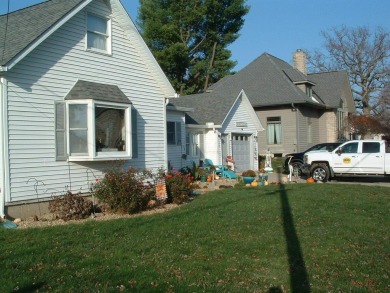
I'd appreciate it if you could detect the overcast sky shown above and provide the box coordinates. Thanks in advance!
[1,0,389,70]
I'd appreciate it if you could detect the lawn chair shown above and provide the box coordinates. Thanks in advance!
[203,158,238,179]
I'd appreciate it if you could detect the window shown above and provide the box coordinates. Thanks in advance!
[306,86,312,97]
[167,121,181,145]
[362,142,380,153]
[87,14,111,53]
[56,80,132,161]
[95,106,126,153]
[267,117,282,144]
[341,142,358,154]
[186,132,200,156]
[56,101,131,161]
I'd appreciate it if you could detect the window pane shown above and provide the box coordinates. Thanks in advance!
[167,122,175,145]
[69,104,87,128]
[362,142,380,153]
[95,106,126,152]
[87,32,106,50]
[87,14,107,34]
[70,130,88,154]
[342,142,358,153]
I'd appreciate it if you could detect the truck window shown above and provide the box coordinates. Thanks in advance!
[341,142,358,153]
[362,142,380,153]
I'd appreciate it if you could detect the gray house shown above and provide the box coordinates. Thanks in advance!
[207,50,355,156]
[0,0,175,218]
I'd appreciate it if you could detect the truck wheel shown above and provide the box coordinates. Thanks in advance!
[290,161,303,176]
[311,163,330,182]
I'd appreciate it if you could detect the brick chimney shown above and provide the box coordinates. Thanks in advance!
[293,49,307,75]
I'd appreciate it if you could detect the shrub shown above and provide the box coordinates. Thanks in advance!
[49,191,93,221]
[242,170,257,177]
[93,166,155,214]
[165,171,194,204]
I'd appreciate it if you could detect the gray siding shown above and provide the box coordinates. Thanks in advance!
[256,106,297,155]
[297,106,321,152]
[4,0,171,202]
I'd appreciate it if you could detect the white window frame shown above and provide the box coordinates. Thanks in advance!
[86,13,112,55]
[65,99,131,161]
[186,131,200,157]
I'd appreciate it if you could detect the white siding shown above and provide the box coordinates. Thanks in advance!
[4,0,172,202]
[222,97,259,170]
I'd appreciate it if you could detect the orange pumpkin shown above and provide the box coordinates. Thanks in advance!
[306,177,315,183]
[207,176,212,182]
[251,181,258,187]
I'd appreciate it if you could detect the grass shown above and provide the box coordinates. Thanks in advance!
[1,184,389,292]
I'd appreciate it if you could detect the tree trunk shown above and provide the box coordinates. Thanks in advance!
[203,42,217,92]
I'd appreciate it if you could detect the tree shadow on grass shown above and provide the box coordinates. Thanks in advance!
[273,172,311,293]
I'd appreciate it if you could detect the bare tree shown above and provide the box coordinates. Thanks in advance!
[307,26,390,115]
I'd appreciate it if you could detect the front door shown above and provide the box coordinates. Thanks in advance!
[232,134,251,171]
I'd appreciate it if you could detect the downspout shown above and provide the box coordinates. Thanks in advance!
[292,103,299,152]
[163,97,169,171]
[0,78,7,218]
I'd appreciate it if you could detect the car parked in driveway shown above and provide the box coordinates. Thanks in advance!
[284,142,342,175]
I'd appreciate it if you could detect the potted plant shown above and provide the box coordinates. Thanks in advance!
[241,170,256,184]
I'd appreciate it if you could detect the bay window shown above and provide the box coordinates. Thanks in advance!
[55,80,133,161]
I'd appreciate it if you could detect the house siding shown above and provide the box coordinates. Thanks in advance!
[256,106,297,156]
[4,0,170,203]
[319,110,338,143]
[297,105,321,152]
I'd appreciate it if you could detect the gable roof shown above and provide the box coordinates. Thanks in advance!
[0,0,176,97]
[169,89,263,131]
[208,53,326,108]
[0,0,86,67]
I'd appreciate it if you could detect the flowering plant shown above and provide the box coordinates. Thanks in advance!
[165,170,194,204]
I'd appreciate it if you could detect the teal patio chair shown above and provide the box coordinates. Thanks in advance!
[203,158,238,179]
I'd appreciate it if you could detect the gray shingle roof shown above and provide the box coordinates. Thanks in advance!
[308,71,350,109]
[65,80,131,104]
[0,0,85,66]
[169,91,240,125]
[209,53,325,108]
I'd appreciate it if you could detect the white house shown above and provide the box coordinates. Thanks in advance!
[0,0,176,218]
[169,89,264,172]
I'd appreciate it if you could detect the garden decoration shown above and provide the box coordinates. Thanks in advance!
[242,170,256,184]
[264,149,274,173]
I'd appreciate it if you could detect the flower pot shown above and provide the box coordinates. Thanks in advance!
[243,176,255,184]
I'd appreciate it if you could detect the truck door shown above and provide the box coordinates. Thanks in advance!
[359,141,384,174]
[332,142,360,173]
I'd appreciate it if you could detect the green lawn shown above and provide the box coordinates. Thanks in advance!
[1,184,389,292]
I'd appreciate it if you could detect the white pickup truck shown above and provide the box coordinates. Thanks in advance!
[302,140,390,182]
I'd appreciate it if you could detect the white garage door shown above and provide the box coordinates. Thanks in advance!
[232,134,251,171]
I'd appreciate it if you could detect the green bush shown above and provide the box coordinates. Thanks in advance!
[165,171,194,204]
[93,167,155,214]
[48,191,93,221]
